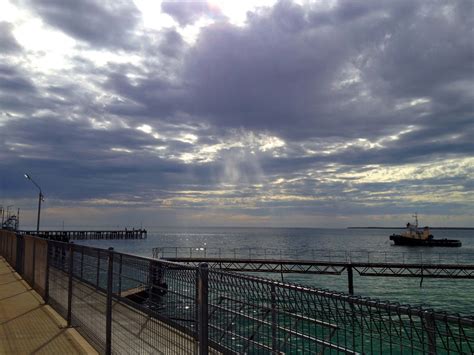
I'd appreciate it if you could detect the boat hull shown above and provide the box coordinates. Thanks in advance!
[389,235,462,247]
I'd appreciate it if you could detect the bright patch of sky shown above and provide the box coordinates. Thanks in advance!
[338,158,474,184]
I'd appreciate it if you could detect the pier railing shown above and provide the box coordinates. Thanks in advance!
[2,230,474,354]
[153,246,474,264]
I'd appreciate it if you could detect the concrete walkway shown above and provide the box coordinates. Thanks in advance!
[0,257,97,354]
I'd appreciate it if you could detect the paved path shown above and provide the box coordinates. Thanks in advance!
[0,257,97,354]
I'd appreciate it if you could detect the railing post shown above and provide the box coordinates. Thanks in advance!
[106,247,114,355]
[44,242,50,303]
[271,284,277,353]
[197,263,209,355]
[148,260,155,301]
[118,254,123,295]
[16,234,24,274]
[80,246,84,280]
[67,242,74,327]
[423,311,437,354]
[96,249,101,288]
[347,264,354,295]
[32,238,36,287]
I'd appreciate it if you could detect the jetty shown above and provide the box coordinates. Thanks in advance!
[153,247,474,295]
[18,228,147,241]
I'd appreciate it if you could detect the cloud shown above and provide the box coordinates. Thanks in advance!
[180,0,473,141]
[1,0,473,227]
[161,1,225,26]
[0,63,39,114]
[0,22,22,52]
[154,28,184,58]
[22,0,141,48]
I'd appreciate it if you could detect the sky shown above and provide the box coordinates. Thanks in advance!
[0,0,473,229]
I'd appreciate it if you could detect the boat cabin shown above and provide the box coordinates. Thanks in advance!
[402,223,431,240]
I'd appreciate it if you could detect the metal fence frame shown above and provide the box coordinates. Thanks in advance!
[1,230,473,354]
[153,247,474,265]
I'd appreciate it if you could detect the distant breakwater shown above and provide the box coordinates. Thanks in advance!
[348,227,474,230]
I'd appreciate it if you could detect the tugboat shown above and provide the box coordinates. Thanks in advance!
[389,214,462,247]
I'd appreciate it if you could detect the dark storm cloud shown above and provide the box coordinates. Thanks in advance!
[22,0,141,48]
[98,0,472,146]
[180,0,473,140]
[0,22,22,52]
[104,71,185,119]
[360,3,474,99]
[158,28,185,58]
[0,64,36,93]
[0,63,39,114]
[161,1,225,26]
[0,115,200,200]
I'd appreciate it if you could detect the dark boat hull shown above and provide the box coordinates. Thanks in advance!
[389,235,462,247]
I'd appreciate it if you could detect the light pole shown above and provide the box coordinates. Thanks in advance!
[24,173,44,233]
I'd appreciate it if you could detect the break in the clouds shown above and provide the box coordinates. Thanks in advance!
[161,0,225,26]
[0,0,473,228]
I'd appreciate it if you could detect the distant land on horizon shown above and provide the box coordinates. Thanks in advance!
[348,227,474,230]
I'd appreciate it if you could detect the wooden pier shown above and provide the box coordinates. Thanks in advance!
[18,229,147,241]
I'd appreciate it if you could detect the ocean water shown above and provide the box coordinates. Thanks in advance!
[76,227,474,316]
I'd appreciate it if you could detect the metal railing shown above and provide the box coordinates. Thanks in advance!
[1,230,474,354]
[153,247,474,264]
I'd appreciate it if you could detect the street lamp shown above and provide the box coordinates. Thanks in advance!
[24,173,44,233]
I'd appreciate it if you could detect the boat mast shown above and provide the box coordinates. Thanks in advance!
[412,213,418,228]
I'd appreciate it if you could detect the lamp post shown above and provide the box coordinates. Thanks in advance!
[24,173,44,233]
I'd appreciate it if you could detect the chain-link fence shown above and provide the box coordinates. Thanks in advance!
[1,230,474,354]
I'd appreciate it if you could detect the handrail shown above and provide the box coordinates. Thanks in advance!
[153,246,474,264]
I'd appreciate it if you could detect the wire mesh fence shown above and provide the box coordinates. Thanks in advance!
[1,230,474,354]
[206,269,474,354]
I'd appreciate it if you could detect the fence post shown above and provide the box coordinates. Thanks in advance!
[80,246,84,280]
[118,254,123,296]
[67,242,74,327]
[347,264,354,295]
[44,241,50,303]
[423,311,437,354]
[271,284,277,352]
[197,263,209,355]
[16,234,24,274]
[96,249,101,289]
[148,260,155,301]
[105,247,114,355]
[32,238,36,287]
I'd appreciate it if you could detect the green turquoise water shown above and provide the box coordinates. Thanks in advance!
[77,227,474,316]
